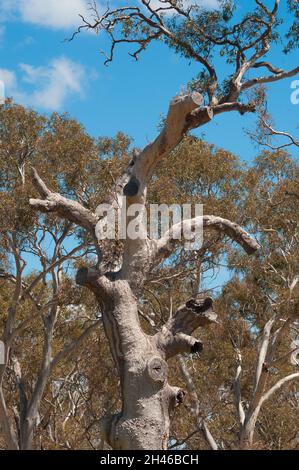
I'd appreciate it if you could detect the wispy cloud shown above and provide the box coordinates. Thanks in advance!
[1,0,89,30]
[0,57,90,111]
[149,0,219,8]
[1,0,220,30]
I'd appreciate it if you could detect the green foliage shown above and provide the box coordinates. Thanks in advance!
[285,0,299,53]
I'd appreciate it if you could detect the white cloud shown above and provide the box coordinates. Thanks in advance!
[144,0,219,10]
[0,1,14,22]
[0,0,220,30]
[19,0,89,29]
[1,0,89,29]
[0,68,17,90]
[0,57,88,111]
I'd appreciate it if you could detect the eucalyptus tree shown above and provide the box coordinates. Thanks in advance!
[29,0,298,450]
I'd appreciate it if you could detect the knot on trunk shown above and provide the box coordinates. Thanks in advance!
[123,176,140,197]
[191,339,203,354]
[185,295,213,312]
[147,356,168,383]
[76,267,101,286]
[174,295,218,330]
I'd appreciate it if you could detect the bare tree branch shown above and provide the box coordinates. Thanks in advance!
[242,66,299,91]
[233,349,246,427]
[152,215,260,268]
[253,314,277,394]
[51,319,102,370]
[155,295,217,358]
[260,373,299,405]
[30,168,99,233]
[255,118,299,150]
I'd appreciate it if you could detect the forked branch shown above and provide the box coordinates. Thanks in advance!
[155,295,218,358]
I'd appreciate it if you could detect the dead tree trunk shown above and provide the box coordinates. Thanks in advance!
[29,92,260,449]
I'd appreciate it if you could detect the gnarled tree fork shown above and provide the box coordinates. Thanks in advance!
[29,0,298,450]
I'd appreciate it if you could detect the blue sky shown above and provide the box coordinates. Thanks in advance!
[0,0,298,163]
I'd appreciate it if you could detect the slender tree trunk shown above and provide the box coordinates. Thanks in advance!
[0,387,19,450]
[239,408,260,450]
[19,420,35,450]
